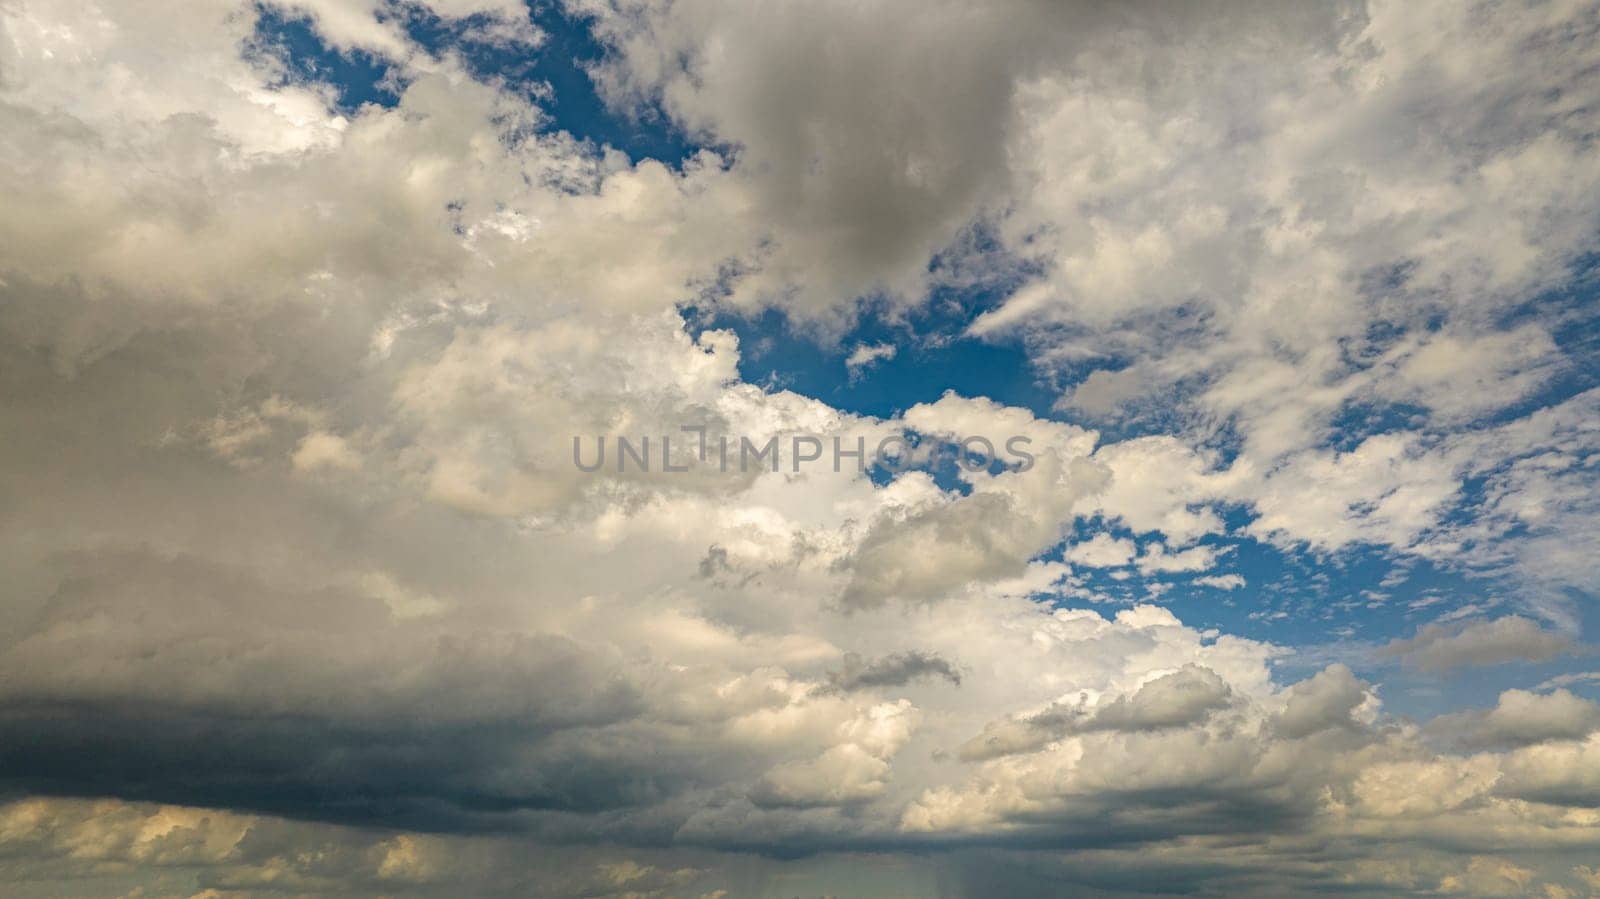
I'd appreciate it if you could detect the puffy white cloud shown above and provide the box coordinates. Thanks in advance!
[838,394,1105,606]
[1065,532,1135,568]
[1497,735,1600,807]
[1135,542,1225,576]
[1086,435,1230,546]
[1432,688,1600,750]
[751,699,918,808]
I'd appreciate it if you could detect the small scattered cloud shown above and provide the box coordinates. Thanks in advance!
[1135,542,1224,576]
[1065,533,1136,568]
[844,342,897,380]
[1056,367,1146,416]
[1539,671,1600,691]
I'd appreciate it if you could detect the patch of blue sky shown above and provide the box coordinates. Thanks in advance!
[1041,504,1525,660]
[1206,535,1600,725]
[404,1,702,163]
[1376,625,1600,725]
[695,286,1244,456]
[248,4,398,110]
[702,300,1062,423]
[1324,400,1433,452]
[695,290,1557,655]
[686,234,1066,424]
[853,434,1022,492]
[250,1,701,163]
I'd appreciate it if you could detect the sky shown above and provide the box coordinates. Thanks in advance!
[2,0,1600,896]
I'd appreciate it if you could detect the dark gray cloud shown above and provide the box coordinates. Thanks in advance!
[822,651,963,693]
[1088,664,1231,732]
[1274,663,1369,739]
[960,665,1232,761]
[0,549,677,830]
